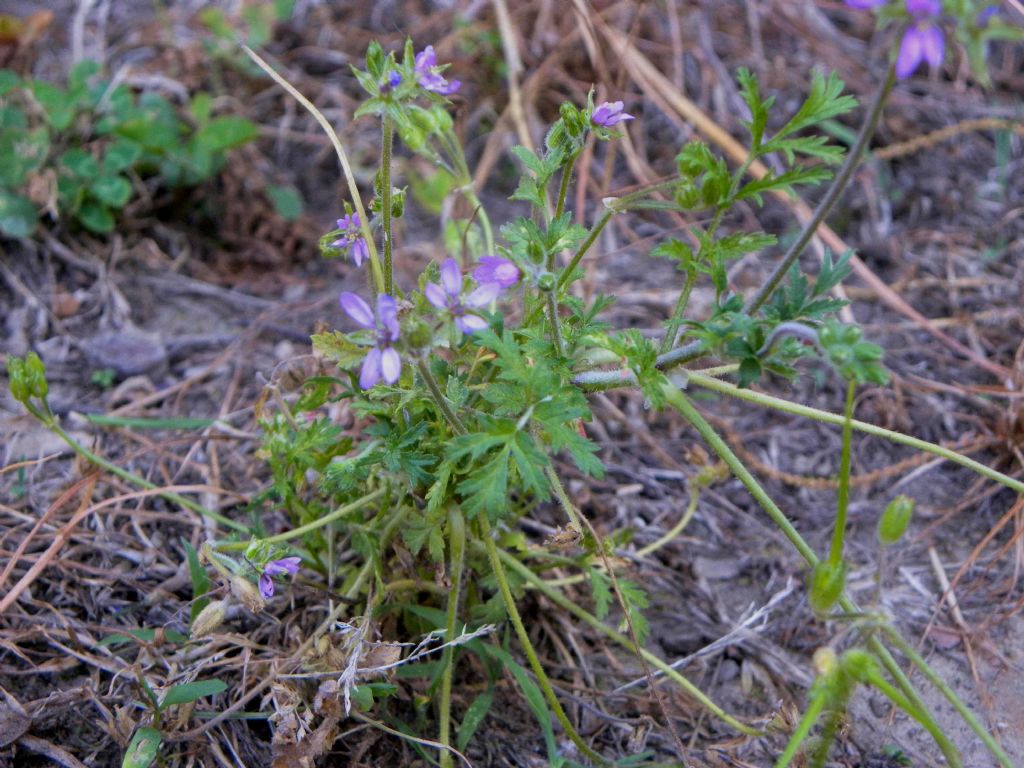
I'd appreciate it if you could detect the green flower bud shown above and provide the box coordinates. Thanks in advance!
[25,352,47,399]
[536,271,556,292]
[840,649,876,684]
[526,241,545,265]
[809,559,846,614]
[878,495,914,545]
[7,357,29,403]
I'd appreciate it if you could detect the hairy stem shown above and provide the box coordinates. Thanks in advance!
[438,507,466,768]
[546,289,565,357]
[558,210,612,290]
[477,516,609,765]
[659,267,697,354]
[829,380,857,567]
[381,117,395,294]
[417,358,467,435]
[554,153,577,220]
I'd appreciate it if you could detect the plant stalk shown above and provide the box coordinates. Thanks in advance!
[381,116,395,294]
[829,380,857,567]
[438,507,466,768]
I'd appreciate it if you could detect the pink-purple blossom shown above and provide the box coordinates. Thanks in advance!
[591,101,634,128]
[259,556,301,599]
[897,0,944,78]
[414,46,461,95]
[332,212,370,267]
[425,258,499,334]
[340,292,402,388]
[472,256,520,290]
[843,0,886,8]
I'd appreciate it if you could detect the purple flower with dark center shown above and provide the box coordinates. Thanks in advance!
[472,256,520,290]
[332,212,370,267]
[340,292,402,388]
[259,556,301,599]
[896,0,944,78]
[425,258,499,334]
[414,45,461,95]
[591,101,634,128]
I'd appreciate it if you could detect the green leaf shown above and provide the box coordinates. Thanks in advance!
[0,190,36,238]
[0,126,49,187]
[76,201,115,233]
[736,166,833,205]
[455,448,510,520]
[102,140,143,173]
[90,175,133,208]
[195,116,258,152]
[266,184,303,220]
[30,80,75,130]
[122,727,161,768]
[60,148,100,178]
[0,69,19,95]
[97,628,189,647]
[456,687,495,751]
[182,539,211,623]
[736,67,772,150]
[589,569,612,620]
[158,679,228,712]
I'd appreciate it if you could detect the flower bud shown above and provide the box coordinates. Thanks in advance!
[191,600,228,638]
[536,271,556,292]
[25,352,48,399]
[231,576,265,613]
[840,649,875,684]
[808,560,846,614]
[878,495,914,545]
[7,357,29,403]
[812,646,838,678]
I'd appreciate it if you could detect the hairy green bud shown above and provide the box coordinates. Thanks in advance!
[878,494,914,545]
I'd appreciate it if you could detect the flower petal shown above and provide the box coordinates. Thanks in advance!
[457,314,489,333]
[439,259,462,296]
[351,238,369,267]
[377,294,400,340]
[415,46,437,72]
[424,282,449,309]
[473,256,520,288]
[259,573,274,599]
[905,0,940,18]
[265,556,301,577]
[360,347,383,389]
[380,347,401,384]
[465,282,500,307]
[920,25,944,69]
[340,292,375,328]
[896,27,925,78]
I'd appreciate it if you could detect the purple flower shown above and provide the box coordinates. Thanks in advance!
[259,556,301,599]
[340,292,402,388]
[843,0,886,8]
[591,101,634,128]
[414,45,461,95]
[381,71,402,93]
[896,0,943,78]
[332,212,370,268]
[472,256,520,290]
[425,258,499,334]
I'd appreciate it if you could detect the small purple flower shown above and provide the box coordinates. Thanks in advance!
[340,292,402,388]
[425,258,499,334]
[896,0,944,79]
[414,45,461,95]
[843,0,886,8]
[591,101,634,128]
[472,256,520,290]
[332,212,370,268]
[259,556,301,599]
[381,71,402,93]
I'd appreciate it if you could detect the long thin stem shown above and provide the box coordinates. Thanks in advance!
[417,358,466,435]
[477,517,608,765]
[829,380,857,567]
[558,210,612,290]
[774,690,827,768]
[743,64,896,315]
[659,267,697,354]
[45,417,249,533]
[438,507,466,768]
[545,289,565,357]
[554,153,576,220]
[215,488,387,551]
[381,117,395,294]
[493,545,762,737]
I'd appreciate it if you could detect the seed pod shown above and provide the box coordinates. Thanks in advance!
[191,600,228,638]
[878,495,914,545]
[231,576,265,613]
[808,560,846,614]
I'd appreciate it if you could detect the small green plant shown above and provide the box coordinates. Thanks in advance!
[0,61,257,237]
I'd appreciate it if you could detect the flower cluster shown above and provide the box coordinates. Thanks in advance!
[340,292,402,389]
[844,0,944,79]
[332,212,370,267]
[259,556,301,599]
[415,45,460,95]
[425,258,518,333]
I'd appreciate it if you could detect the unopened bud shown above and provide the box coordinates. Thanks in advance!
[878,495,914,545]
[808,560,846,614]
[191,600,228,638]
[231,576,265,613]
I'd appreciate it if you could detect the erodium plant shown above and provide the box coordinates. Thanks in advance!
[6,4,1022,766]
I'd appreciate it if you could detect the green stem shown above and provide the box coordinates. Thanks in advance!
[493,545,762,737]
[659,267,697,354]
[554,153,576,220]
[546,289,565,357]
[45,416,249,533]
[344,506,407,601]
[829,380,856,568]
[381,117,395,294]
[477,517,609,765]
[880,625,1013,768]
[215,488,387,551]
[743,64,896,315]
[774,691,827,768]
[867,672,960,767]
[544,462,582,531]
[558,210,612,290]
[417,358,466,435]
[663,385,962,763]
[685,370,1024,496]
[438,508,466,768]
